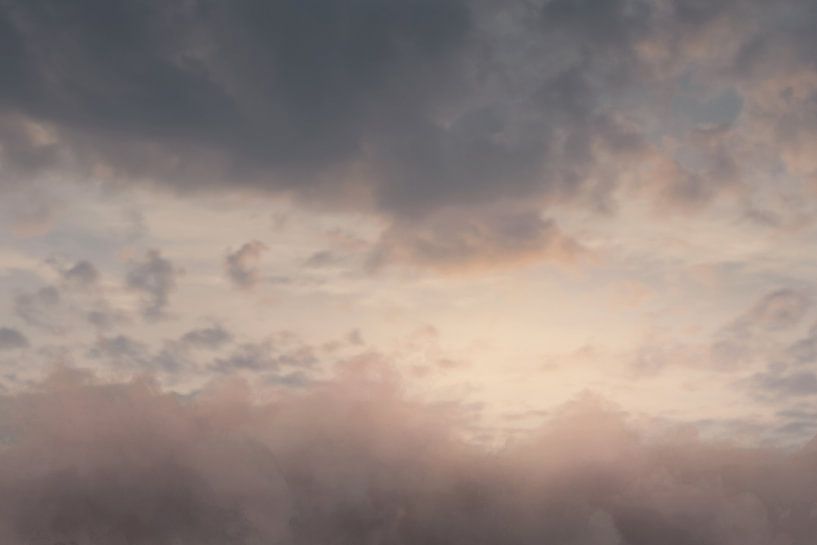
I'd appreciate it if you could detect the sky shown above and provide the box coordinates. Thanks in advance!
[3,0,817,543]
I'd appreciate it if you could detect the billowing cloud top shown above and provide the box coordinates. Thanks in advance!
[1,370,817,545]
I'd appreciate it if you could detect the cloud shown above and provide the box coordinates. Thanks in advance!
[209,341,278,373]
[3,0,817,276]
[87,335,154,371]
[730,288,812,333]
[0,0,474,207]
[6,194,58,239]
[88,326,234,376]
[370,206,586,273]
[1,0,793,222]
[209,338,319,380]
[179,324,232,350]
[785,322,817,366]
[13,286,61,332]
[13,258,126,334]
[125,250,178,319]
[83,327,328,383]
[711,288,813,368]
[304,250,340,269]
[0,328,28,351]
[1,370,817,544]
[746,368,817,399]
[631,288,816,376]
[224,241,268,289]
[59,260,100,289]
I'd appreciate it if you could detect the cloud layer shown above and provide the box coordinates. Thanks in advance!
[2,0,814,213]
[2,4,817,542]
[1,369,817,545]
[4,0,817,271]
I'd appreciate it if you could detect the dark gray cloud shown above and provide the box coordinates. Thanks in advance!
[210,341,275,373]
[224,241,267,289]
[88,326,236,375]
[0,0,474,207]
[304,250,340,269]
[0,0,788,215]
[88,334,196,375]
[369,206,585,273]
[0,327,28,351]
[746,368,817,399]
[87,334,153,370]
[59,260,100,288]
[13,285,60,332]
[12,259,126,334]
[210,340,319,377]
[3,0,817,270]
[3,371,817,544]
[180,324,232,350]
[84,327,328,381]
[125,250,178,319]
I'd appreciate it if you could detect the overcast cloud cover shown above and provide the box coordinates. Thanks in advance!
[2,0,815,215]
[3,0,817,543]
[1,0,816,270]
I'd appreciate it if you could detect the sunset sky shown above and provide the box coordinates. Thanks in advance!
[3,1,817,543]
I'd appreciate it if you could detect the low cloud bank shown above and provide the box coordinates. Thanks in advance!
[0,368,816,545]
